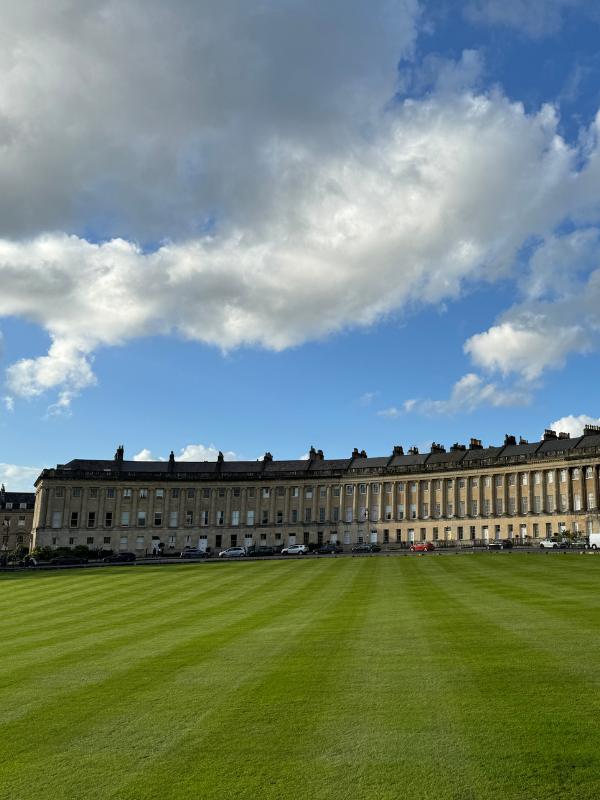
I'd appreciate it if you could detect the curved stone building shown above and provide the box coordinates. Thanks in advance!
[32,426,600,554]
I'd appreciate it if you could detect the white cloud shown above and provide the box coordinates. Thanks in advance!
[549,414,600,437]
[359,391,379,406]
[2,4,600,407]
[133,444,236,462]
[0,463,40,492]
[464,320,588,380]
[463,0,591,38]
[406,373,532,414]
[2,94,600,404]
[377,407,401,418]
[3,396,14,412]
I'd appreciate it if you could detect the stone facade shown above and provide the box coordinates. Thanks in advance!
[1,486,35,553]
[32,428,600,554]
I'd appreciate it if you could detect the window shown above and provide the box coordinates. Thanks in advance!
[187,488,195,499]
[533,496,541,513]
[154,511,163,526]
[201,510,208,526]
[219,488,226,498]
[233,487,240,497]
[521,474,528,486]
[292,487,299,497]
[574,494,581,511]
[370,508,379,522]
[70,511,79,528]
[69,537,75,545]
[496,500,503,514]
[305,487,313,499]
[262,510,269,524]
[586,467,593,479]
[345,484,353,495]
[87,536,94,545]
[411,482,417,493]
[396,529,402,543]
[247,510,255,526]
[471,501,478,516]
[471,478,478,488]
[55,488,64,498]
[105,511,113,527]
[383,529,389,543]
[123,488,132,498]
[185,511,194,526]
[120,511,130,527]
[534,472,541,485]
[433,527,439,541]
[509,475,516,486]
[384,483,392,493]
[484,477,491,488]
[320,487,327,497]
[215,534,222,548]
[421,503,428,518]
[202,488,211,498]
[509,498,516,514]
[171,489,179,498]
[106,488,115,499]
[398,482,405,492]
[276,510,283,524]
[262,487,270,498]
[169,511,178,527]
[247,488,256,498]
[495,475,503,487]
[137,511,146,527]
[458,501,465,517]
[89,488,98,499]
[385,505,392,520]
[470,526,476,540]
[409,504,416,520]
[139,489,148,499]
[291,509,298,523]
[155,489,164,499]
[87,511,96,528]
[231,510,240,526]
[560,470,567,483]
[216,511,224,526]
[345,508,353,523]
[332,507,340,522]
[304,508,312,522]
[73,487,81,497]
[359,483,367,495]
[319,507,326,523]
[333,486,340,497]
[483,500,491,515]
[588,493,596,509]
[103,536,111,545]
[520,498,528,514]
[547,472,554,484]
[372,483,380,494]
[397,504,405,519]
[433,503,440,517]
[458,479,465,489]
[447,503,453,517]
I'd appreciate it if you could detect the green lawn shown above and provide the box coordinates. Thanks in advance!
[1,554,600,800]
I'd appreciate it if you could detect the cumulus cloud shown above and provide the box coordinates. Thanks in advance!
[2,2,600,408]
[133,444,237,462]
[463,0,594,38]
[549,414,600,436]
[464,228,600,381]
[377,407,401,418]
[0,463,40,491]
[405,373,532,414]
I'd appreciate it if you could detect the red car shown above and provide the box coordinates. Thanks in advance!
[410,542,435,552]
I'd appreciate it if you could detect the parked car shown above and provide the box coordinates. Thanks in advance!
[351,543,381,553]
[247,546,276,557]
[316,544,343,554]
[571,538,588,549]
[409,542,434,552]
[281,544,309,555]
[487,541,513,550]
[218,546,246,558]
[179,549,209,559]
[540,540,559,549]
[50,556,87,565]
[103,552,136,563]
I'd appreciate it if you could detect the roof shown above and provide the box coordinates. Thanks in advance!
[0,491,35,510]
[36,429,600,485]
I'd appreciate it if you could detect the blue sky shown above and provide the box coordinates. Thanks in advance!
[2,0,600,489]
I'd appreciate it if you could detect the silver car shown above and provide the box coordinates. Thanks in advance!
[218,546,246,558]
[281,544,309,555]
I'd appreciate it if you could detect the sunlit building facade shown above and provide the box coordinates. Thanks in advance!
[32,427,600,553]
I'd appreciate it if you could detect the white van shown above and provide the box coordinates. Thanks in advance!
[589,532,600,550]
